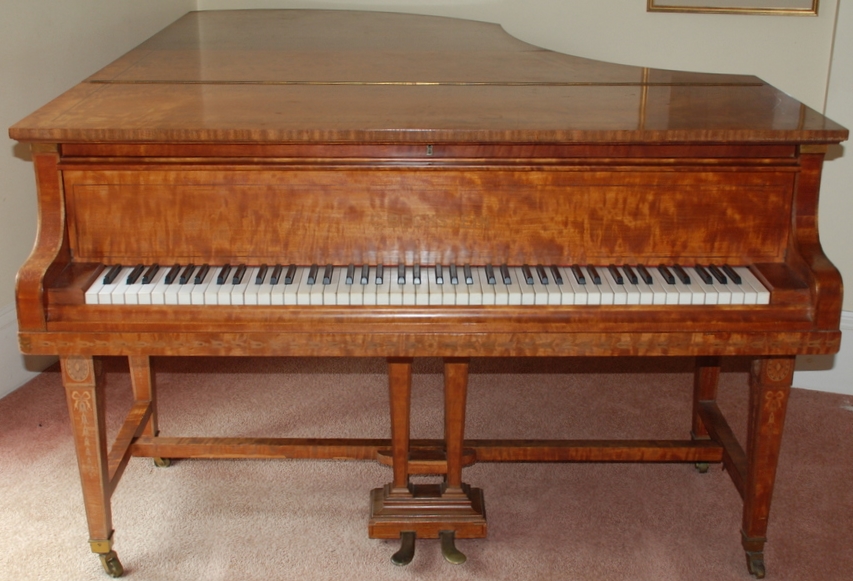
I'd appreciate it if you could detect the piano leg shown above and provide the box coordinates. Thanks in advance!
[60,356,124,578]
[691,356,721,473]
[369,357,486,565]
[128,356,169,467]
[741,356,794,579]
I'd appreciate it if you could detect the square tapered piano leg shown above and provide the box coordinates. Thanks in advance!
[370,358,486,564]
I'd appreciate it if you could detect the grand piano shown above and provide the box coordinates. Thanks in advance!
[10,9,847,578]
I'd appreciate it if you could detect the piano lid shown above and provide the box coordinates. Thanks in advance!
[9,9,848,145]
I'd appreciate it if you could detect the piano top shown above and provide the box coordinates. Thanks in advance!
[9,9,848,145]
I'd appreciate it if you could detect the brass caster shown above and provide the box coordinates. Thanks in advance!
[746,551,766,579]
[695,462,710,473]
[99,550,124,578]
[439,530,467,565]
[153,457,172,468]
[391,531,416,566]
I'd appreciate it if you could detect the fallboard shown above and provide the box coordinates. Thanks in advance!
[62,166,795,266]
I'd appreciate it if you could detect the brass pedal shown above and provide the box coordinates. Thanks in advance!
[390,531,416,566]
[439,530,466,565]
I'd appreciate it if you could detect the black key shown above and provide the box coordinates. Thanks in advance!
[622,265,638,285]
[103,264,122,284]
[449,264,458,285]
[270,264,283,285]
[500,264,512,285]
[695,264,713,285]
[522,264,534,285]
[571,264,586,285]
[413,264,421,285]
[165,264,181,284]
[485,264,496,285]
[464,264,474,285]
[323,264,333,285]
[142,264,160,284]
[194,264,209,284]
[397,264,406,285]
[346,263,355,285]
[216,264,231,285]
[307,264,319,285]
[284,264,297,285]
[723,264,742,284]
[709,264,727,284]
[435,264,444,285]
[658,265,675,285]
[586,265,601,285]
[375,264,384,285]
[232,264,247,285]
[608,264,623,285]
[126,264,144,285]
[673,264,690,285]
[179,264,195,284]
[637,264,653,285]
[536,264,549,285]
[550,265,563,285]
[360,264,369,285]
[256,264,268,285]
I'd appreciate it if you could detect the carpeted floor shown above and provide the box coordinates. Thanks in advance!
[1,356,851,580]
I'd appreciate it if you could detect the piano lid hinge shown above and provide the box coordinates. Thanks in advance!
[426,144,433,156]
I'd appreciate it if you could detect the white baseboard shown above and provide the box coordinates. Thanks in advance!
[1,302,851,398]
[0,302,56,399]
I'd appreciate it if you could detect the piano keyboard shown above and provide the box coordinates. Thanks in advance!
[83,263,770,306]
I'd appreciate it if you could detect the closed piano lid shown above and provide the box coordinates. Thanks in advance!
[8,9,848,145]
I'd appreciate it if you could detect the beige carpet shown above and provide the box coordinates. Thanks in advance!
[1,356,852,580]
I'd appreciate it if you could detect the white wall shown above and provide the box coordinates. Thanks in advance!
[2,0,850,395]
[0,0,195,397]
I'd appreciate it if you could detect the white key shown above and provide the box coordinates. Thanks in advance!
[174,266,198,306]
[375,266,391,306]
[281,266,303,306]
[237,267,261,306]
[706,266,733,305]
[254,267,273,306]
[602,267,627,306]
[733,267,769,305]
[565,267,588,305]
[537,266,562,305]
[320,267,340,305]
[415,266,430,306]
[678,267,706,306]
[139,267,167,305]
[589,267,614,305]
[439,266,457,306]
[512,267,535,305]
[106,267,136,305]
[617,267,642,306]
[229,266,255,305]
[550,267,574,306]
[649,268,679,306]
[294,267,314,305]
[480,267,497,305]
[348,266,366,306]
[502,268,522,306]
[362,267,378,306]
[84,267,109,305]
[388,267,405,306]
[152,267,180,305]
[418,266,444,306]
[191,268,214,305]
[692,267,719,306]
[122,266,145,305]
[467,267,484,306]
[334,267,352,305]
[96,266,126,305]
